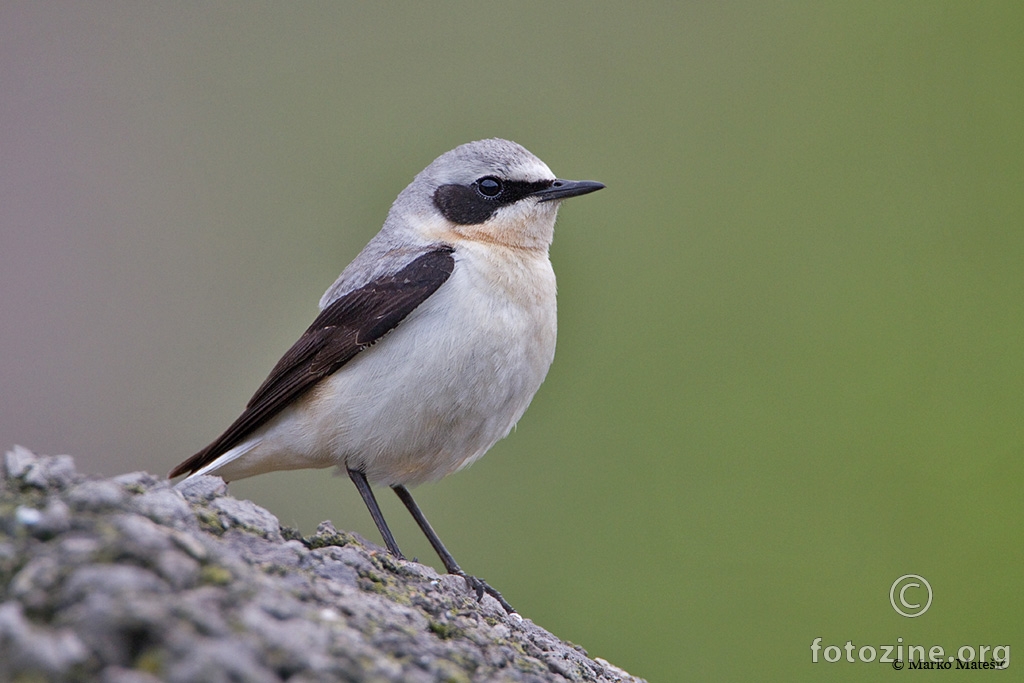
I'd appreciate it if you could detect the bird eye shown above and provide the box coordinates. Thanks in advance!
[475,176,504,198]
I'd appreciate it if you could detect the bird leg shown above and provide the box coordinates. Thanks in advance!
[392,484,516,614]
[346,468,405,560]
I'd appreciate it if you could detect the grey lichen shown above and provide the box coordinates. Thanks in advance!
[0,447,645,683]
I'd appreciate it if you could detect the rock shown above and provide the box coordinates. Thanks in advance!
[1,447,645,682]
[211,496,283,540]
[0,602,89,676]
[131,486,196,530]
[66,479,129,511]
[9,449,77,490]
[3,444,36,479]
[173,473,227,503]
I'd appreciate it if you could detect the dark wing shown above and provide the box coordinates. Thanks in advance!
[169,246,455,478]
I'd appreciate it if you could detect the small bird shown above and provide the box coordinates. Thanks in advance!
[170,139,603,613]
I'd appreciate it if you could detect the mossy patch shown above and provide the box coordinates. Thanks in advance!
[303,529,357,550]
[199,564,232,585]
[428,620,464,640]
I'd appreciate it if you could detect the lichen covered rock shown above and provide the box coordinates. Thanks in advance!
[0,446,643,682]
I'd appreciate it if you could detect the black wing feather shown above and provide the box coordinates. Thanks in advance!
[170,247,455,478]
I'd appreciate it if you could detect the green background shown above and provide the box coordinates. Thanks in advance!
[2,3,1021,680]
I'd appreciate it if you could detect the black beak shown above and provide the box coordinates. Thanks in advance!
[533,179,606,203]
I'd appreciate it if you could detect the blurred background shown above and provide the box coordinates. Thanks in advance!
[2,3,1022,680]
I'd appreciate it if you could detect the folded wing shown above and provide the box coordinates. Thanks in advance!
[169,246,456,478]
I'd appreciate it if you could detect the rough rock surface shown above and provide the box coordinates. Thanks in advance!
[0,447,644,683]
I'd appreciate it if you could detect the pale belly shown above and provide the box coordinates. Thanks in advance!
[211,246,557,487]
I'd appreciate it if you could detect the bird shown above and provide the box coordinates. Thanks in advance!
[169,138,604,613]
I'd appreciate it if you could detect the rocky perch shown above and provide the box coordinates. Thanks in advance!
[0,447,644,683]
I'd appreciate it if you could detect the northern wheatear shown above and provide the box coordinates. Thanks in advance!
[170,139,603,612]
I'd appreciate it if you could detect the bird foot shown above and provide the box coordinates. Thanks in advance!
[455,571,516,614]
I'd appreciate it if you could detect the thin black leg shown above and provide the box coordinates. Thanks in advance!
[392,484,515,614]
[347,468,405,560]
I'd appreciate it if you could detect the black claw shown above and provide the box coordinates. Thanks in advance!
[458,572,515,614]
[390,485,517,614]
